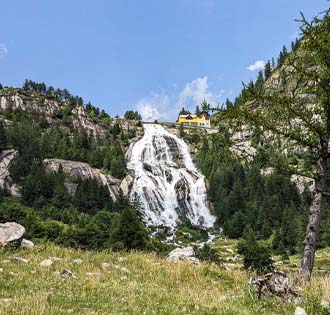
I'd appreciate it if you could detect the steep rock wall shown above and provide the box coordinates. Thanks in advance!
[43,158,133,201]
[0,149,20,196]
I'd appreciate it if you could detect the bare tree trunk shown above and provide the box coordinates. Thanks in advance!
[299,148,327,281]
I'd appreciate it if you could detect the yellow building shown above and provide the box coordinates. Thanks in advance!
[176,112,211,128]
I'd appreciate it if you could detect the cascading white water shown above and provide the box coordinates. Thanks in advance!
[127,123,216,229]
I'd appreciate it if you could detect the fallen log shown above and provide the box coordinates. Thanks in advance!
[248,270,301,301]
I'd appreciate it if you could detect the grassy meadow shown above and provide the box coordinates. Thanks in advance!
[0,243,330,315]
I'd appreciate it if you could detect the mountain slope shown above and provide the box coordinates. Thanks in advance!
[0,83,153,252]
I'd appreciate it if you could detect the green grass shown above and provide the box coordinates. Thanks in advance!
[1,244,330,315]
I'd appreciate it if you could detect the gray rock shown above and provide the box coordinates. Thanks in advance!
[49,257,62,261]
[73,258,82,265]
[166,246,200,265]
[225,256,241,262]
[181,232,192,238]
[119,267,130,274]
[111,264,131,274]
[1,260,10,264]
[174,178,190,202]
[40,259,53,267]
[116,257,127,263]
[225,248,234,254]
[295,306,307,315]
[43,159,121,201]
[85,272,101,276]
[0,150,20,196]
[120,175,134,197]
[12,256,29,263]
[60,269,76,278]
[21,239,34,248]
[71,106,106,138]
[0,222,25,245]
[0,93,106,138]
[101,262,110,270]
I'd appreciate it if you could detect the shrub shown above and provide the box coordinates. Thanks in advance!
[237,226,273,274]
[194,244,221,265]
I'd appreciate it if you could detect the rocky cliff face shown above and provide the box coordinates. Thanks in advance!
[0,90,107,138]
[71,106,106,138]
[43,158,133,201]
[0,89,142,202]
[0,91,60,114]
[0,152,135,201]
[0,149,20,196]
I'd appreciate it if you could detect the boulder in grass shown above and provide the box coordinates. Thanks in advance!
[166,246,200,265]
[73,258,82,265]
[60,269,76,278]
[40,259,53,267]
[21,239,34,248]
[0,222,25,246]
[295,307,307,315]
[102,263,110,270]
[12,256,29,264]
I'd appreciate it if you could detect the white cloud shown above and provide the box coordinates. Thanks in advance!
[178,76,223,108]
[0,43,8,59]
[135,76,225,122]
[246,60,266,72]
[137,94,170,122]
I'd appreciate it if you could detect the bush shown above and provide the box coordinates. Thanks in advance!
[0,200,28,222]
[237,226,273,274]
[176,223,209,244]
[35,220,66,241]
[194,244,220,265]
[110,208,149,250]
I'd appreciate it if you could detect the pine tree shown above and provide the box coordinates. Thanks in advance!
[272,228,283,251]
[201,99,210,113]
[271,57,276,71]
[179,107,190,115]
[255,71,264,90]
[264,60,272,80]
[278,240,289,260]
[237,225,273,274]
[179,123,185,138]
[225,98,234,109]
[0,120,7,152]
[111,208,148,250]
[23,79,29,90]
[195,105,201,116]
[278,45,288,67]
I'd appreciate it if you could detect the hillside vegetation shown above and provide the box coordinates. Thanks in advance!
[0,82,156,253]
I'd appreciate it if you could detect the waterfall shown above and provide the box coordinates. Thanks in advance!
[127,123,216,229]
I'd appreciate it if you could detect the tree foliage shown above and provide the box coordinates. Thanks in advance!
[218,9,330,280]
[124,110,142,121]
[237,226,273,274]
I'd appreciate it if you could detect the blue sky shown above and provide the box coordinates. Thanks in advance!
[0,1,328,121]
